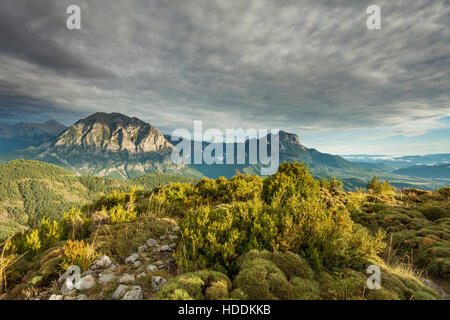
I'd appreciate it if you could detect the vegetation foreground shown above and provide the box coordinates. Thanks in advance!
[0,162,448,300]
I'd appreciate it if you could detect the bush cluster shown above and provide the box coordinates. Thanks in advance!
[176,162,385,272]
[367,176,395,195]
[59,240,98,271]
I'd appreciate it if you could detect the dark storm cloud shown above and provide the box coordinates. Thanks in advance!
[0,3,113,79]
[0,0,448,136]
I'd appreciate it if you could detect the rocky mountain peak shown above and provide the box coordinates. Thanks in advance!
[278,131,301,145]
[54,112,172,154]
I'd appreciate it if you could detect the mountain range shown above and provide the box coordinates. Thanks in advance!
[0,112,448,190]
[392,163,450,179]
[0,120,67,153]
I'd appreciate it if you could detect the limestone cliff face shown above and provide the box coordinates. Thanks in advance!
[54,112,172,155]
[267,130,306,152]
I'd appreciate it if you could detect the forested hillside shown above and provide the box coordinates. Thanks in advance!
[0,160,196,238]
[0,162,448,300]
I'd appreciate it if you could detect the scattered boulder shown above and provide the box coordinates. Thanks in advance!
[98,273,116,284]
[90,255,113,270]
[133,261,142,268]
[77,294,89,300]
[75,274,96,291]
[106,263,117,272]
[138,245,148,253]
[61,278,76,294]
[160,245,172,252]
[146,265,158,272]
[81,270,94,277]
[151,276,167,293]
[58,265,80,286]
[146,238,158,247]
[122,286,142,300]
[118,273,135,284]
[173,226,180,232]
[125,253,139,264]
[112,284,128,300]
[137,272,146,279]
[169,235,178,240]
[49,294,63,300]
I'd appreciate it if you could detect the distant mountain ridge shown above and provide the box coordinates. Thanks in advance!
[0,113,199,180]
[342,154,450,170]
[0,112,448,190]
[0,119,67,153]
[392,163,450,179]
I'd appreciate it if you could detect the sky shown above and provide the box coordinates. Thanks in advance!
[0,0,449,155]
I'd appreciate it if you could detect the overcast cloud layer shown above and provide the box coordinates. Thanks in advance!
[0,0,449,154]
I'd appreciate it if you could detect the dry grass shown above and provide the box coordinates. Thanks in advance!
[0,237,24,293]
[94,195,177,261]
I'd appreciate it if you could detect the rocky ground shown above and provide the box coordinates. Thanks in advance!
[45,226,180,300]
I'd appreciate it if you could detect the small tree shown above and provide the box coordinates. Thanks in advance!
[367,176,395,195]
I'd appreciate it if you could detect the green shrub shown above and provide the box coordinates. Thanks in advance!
[419,205,450,221]
[319,177,344,194]
[155,270,231,300]
[178,163,385,271]
[197,175,263,203]
[232,257,295,300]
[110,203,136,224]
[367,176,395,195]
[290,277,321,299]
[232,251,316,300]
[37,218,62,249]
[262,162,320,207]
[59,239,98,272]
[24,229,41,253]
[60,208,91,240]
[435,186,450,197]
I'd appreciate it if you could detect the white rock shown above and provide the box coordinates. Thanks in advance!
[138,245,148,253]
[159,235,168,240]
[77,294,89,300]
[133,261,142,267]
[146,264,158,272]
[112,284,128,300]
[81,270,94,277]
[136,272,146,279]
[98,273,116,284]
[118,273,135,284]
[168,235,178,240]
[106,263,117,272]
[124,253,139,264]
[151,276,167,293]
[49,294,63,300]
[90,255,113,270]
[61,278,76,294]
[173,226,180,232]
[75,274,96,291]
[154,260,164,266]
[160,245,172,252]
[121,286,142,300]
[146,238,158,246]
[58,265,80,285]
